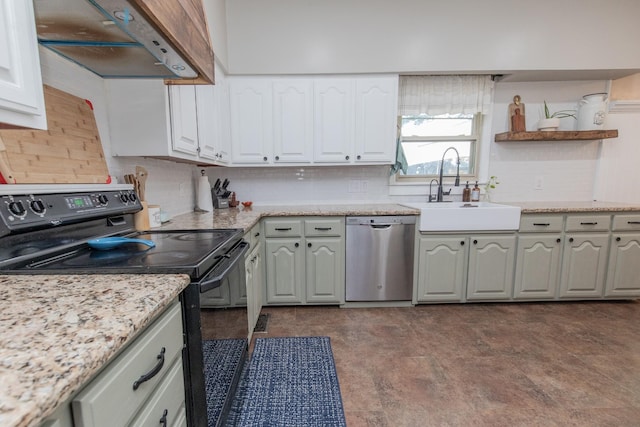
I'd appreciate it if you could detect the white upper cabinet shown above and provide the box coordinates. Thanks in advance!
[0,0,47,129]
[229,74,398,167]
[107,65,230,165]
[313,78,355,163]
[196,72,231,164]
[169,85,199,156]
[229,78,273,164]
[354,76,398,163]
[272,78,313,164]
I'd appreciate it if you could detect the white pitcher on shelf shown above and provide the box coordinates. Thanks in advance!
[577,93,608,130]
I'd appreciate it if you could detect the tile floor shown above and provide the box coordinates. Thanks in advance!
[253,301,640,427]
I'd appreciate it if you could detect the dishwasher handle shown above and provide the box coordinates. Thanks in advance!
[370,223,395,229]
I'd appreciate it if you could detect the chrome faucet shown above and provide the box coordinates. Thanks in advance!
[436,147,461,202]
[428,179,439,202]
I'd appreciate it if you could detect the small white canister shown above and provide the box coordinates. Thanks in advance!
[577,93,608,130]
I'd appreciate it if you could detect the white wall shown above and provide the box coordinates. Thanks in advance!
[225,0,640,76]
[203,0,229,72]
[38,49,198,217]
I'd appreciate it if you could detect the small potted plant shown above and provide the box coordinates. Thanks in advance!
[537,101,576,131]
[484,175,499,202]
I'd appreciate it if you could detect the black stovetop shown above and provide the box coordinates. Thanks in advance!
[3,229,243,279]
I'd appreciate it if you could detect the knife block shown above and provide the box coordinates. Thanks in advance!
[134,201,150,231]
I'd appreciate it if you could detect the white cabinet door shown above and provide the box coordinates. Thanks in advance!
[513,235,562,299]
[466,235,516,300]
[168,85,199,157]
[196,80,230,165]
[416,236,466,302]
[605,233,640,297]
[0,0,46,129]
[313,78,354,163]
[354,76,398,163]
[559,233,609,298]
[229,78,273,164]
[305,237,344,304]
[272,79,313,164]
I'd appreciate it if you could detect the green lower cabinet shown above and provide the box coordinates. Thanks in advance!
[559,233,610,298]
[265,238,305,304]
[605,233,640,297]
[416,236,466,302]
[466,235,516,301]
[306,237,345,304]
[513,235,562,299]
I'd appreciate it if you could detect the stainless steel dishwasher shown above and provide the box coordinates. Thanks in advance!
[345,216,416,301]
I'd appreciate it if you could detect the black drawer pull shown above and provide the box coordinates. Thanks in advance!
[274,227,292,231]
[556,238,561,243]
[627,221,640,225]
[254,232,260,237]
[133,347,166,390]
[616,237,621,242]
[533,223,550,226]
[315,227,332,231]
[580,222,598,225]
[159,409,168,427]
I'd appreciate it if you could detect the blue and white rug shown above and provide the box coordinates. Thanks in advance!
[203,338,247,426]
[226,336,347,427]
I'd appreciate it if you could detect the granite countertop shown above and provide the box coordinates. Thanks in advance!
[161,203,419,231]
[0,274,190,427]
[509,201,640,214]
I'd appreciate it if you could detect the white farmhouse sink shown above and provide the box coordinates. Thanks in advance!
[401,202,522,232]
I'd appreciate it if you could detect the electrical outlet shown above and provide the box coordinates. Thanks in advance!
[534,176,544,190]
[348,180,359,193]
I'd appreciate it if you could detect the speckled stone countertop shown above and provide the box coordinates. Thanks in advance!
[161,203,419,231]
[0,274,190,427]
[508,201,640,214]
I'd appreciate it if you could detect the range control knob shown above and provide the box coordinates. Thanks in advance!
[30,199,46,214]
[120,193,129,203]
[8,201,26,217]
[128,192,137,202]
[97,194,109,205]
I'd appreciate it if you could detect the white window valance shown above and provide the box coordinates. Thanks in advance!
[398,75,493,116]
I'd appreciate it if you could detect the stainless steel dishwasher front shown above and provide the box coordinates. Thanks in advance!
[345,216,416,301]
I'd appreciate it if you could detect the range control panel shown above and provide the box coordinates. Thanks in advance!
[0,190,141,234]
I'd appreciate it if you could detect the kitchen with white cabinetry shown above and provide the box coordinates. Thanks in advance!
[5,1,640,426]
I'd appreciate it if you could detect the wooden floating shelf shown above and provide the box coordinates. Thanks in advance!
[495,129,618,142]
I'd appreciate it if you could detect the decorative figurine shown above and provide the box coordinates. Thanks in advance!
[508,95,526,132]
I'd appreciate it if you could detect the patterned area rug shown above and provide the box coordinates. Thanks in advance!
[225,336,347,427]
[203,338,247,426]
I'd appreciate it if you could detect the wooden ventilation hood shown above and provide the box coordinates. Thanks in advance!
[134,0,215,84]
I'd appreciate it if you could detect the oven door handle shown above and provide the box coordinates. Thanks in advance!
[198,240,250,293]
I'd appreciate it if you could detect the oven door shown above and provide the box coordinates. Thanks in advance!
[182,239,250,427]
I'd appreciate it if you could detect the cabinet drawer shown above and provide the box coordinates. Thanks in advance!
[129,359,185,427]
[565,215,610,232]
[612,214,640,231]
[519,215,563,232]
[304,218,344,237]
[72,301,183,427]
[264,219,302,237]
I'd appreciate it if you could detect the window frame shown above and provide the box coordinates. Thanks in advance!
[394,113,483,184]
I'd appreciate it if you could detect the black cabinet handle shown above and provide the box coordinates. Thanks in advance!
[569,237,574,243]
[580,222,598,225]
[556,238,561,243]
[133,347,165,390]
[254,232,260,237]
[314,227,332,231]
[460,241,465,246]
[294,242,299,248]
[628,221,640,225]
[275,156,280,161]
[307,242,312,247]
[345,155,350,160]
[357,155,361,160]
[263,156,268,162]
[533,223,550,226]
[275,227,292,231]
[159,409,168,427]
[616,237,621,242]
[473,239,478,245]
